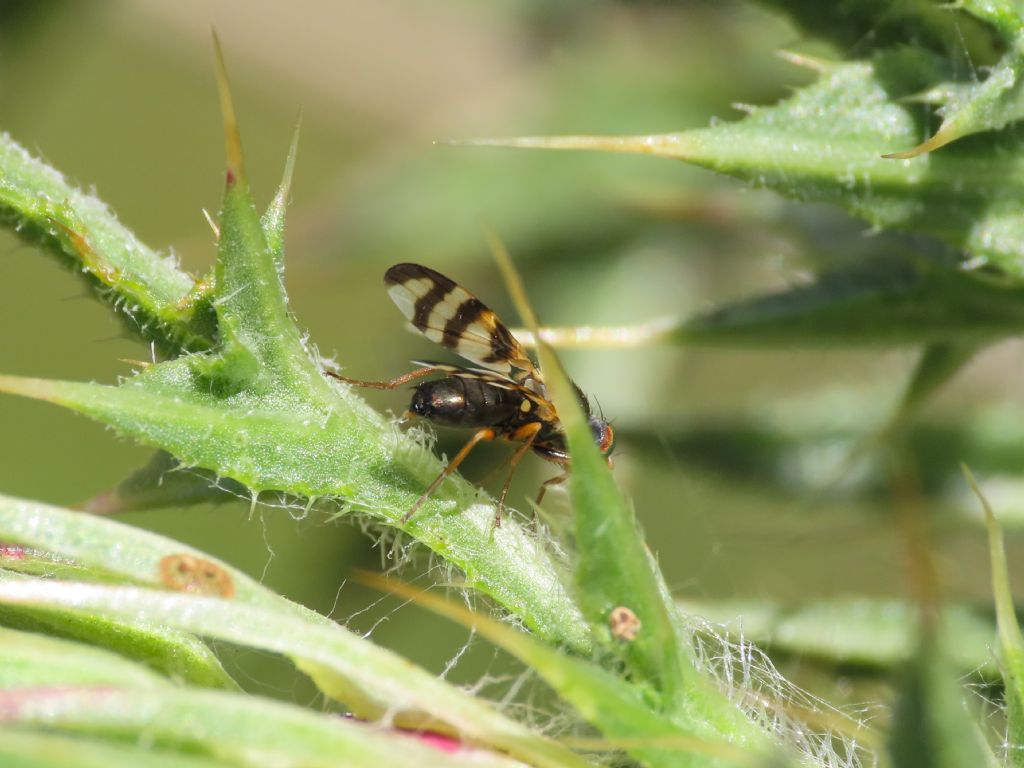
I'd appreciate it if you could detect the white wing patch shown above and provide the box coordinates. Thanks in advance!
[384,262,537,381]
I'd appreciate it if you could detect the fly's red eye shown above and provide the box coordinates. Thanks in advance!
[599,424,615,456]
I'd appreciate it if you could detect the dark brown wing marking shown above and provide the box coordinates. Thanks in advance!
[385,263,537,378]
[411,360,519,390]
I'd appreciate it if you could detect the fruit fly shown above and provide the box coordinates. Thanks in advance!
[327,263,614,525]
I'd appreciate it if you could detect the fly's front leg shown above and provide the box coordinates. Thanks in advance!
[402,428,496,524]
[495,422,542,528]
[325,366,435,390]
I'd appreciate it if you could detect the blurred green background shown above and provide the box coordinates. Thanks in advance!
[1,0,1019,709]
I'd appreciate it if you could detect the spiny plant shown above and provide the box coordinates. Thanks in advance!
[475,3,1024,414]
[0,7,1022,768]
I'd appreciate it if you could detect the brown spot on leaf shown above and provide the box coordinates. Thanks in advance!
[159,553,235,598]
[609,605,641,641]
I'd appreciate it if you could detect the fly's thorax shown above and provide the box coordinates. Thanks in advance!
[531,415,614,464]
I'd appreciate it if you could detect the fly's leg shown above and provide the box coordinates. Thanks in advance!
[402,428,496,524]
[325,367,435,390]
[535,472,568,508]
[495,422,542,528]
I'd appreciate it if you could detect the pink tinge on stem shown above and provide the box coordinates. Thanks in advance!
[0,544,25,560]
[407,729,467,754]
[339,714,471,755]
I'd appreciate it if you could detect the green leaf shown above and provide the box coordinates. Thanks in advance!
[812,340,984,496]
[0,687,529,768]
[961,0,1024,38]
[520,264,1010,355]
[261,114,300,259]
[965,468,1024,764]
[0,626,168,689]
[491,239,771,751]
[0,547,109,583]
[754,0,999,60]
[0,570,236,691]
[0,493,586,766]
[887,633,995,768]
[202,42,315,397]
[208,128,312,393]
[0,729,238,768]
[0,580,591,768]
[0,372,589,651]
[363,574,777,768]
[623,399,1024,523]
[491,239,684,697]
[470,53,1024,273]
[0,67,591,654]
[898,342,981,415]
[887,34,1024,158]
[548,351,693,698]
[0,133,215,354]
[77,451,243,515]
[674,259,1024,347]
[0,492,318,620]
[678,598,997,676]
[0,491,314,691]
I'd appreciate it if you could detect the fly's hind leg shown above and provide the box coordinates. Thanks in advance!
[325,366,435,390]
[529,471,569,532]
[535,472,568,508]
[402,428,496,524]
[495,422,542,528]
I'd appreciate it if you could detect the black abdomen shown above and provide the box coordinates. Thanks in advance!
[411,377,522,427]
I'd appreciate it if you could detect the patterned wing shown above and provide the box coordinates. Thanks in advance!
[385,263,538,380]
[410,361,519,390]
